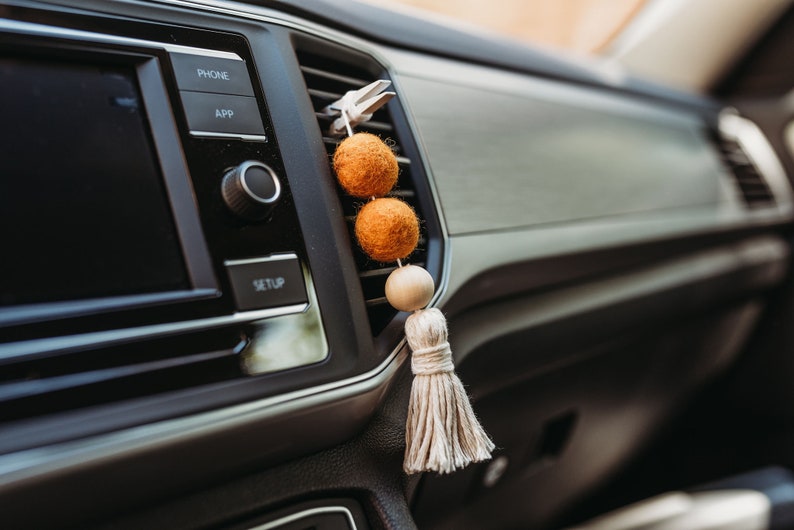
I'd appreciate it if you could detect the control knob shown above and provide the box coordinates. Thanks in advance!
[221,161,281,221]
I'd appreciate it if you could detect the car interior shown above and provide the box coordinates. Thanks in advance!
[4,0,794,528]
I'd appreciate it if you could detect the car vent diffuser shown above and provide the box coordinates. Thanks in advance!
[296,46,433,336]
[715,135,775,207]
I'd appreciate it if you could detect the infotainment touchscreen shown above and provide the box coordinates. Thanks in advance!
[0,57,189,307]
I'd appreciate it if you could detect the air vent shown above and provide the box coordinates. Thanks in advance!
[0,329,245,428]
[714,135,775,207]
[297,48,430,336]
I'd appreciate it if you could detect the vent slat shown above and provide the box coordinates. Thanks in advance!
[389,189,415,199]
[714,134,775,208]
[358,121,393,133]
[359,267,397,279]
[307,87,342,102]
[358,262,426,279]
[317,121,394,137]
[0,330,245,422]
[0,349,235,402]
[365,297,389,307]
[300,65,369,87]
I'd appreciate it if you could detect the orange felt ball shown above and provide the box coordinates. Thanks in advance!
[355,198,419,262]
[333,132,399,198]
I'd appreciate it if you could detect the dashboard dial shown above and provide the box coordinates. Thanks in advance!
[221,160,281,220]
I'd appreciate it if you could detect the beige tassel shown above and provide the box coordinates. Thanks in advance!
[403,308,495,474]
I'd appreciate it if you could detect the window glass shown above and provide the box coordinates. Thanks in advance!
[365,0,646,54]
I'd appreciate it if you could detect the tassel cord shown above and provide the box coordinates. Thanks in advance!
[411,341,454,376]
[403,308,495,475]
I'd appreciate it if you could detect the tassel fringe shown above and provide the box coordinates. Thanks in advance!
[404,308,495,474]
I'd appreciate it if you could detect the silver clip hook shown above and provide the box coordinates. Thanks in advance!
[322,79,395,136]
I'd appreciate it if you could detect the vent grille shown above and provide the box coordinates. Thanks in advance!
[297,50,428,335]
[0,329,245,427]
[715,135,775,207]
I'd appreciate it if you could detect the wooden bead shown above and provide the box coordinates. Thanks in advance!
[355,198,419,262]
[333,132,399,198]
[385,265,435,312]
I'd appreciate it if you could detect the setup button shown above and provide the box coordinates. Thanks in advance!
[225,254,308,312]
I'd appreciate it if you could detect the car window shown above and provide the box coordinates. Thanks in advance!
[362,0,647,53]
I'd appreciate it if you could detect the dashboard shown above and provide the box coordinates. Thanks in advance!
[1,1,794,529]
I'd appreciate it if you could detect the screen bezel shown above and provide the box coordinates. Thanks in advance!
[0,42,219,327]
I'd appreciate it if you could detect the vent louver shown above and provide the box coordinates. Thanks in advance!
[715,135,775,207]
[0,329,245,435]
[297,49,429,336]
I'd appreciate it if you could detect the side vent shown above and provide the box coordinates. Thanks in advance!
[715,135,775,207]
[297,49,429,335]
